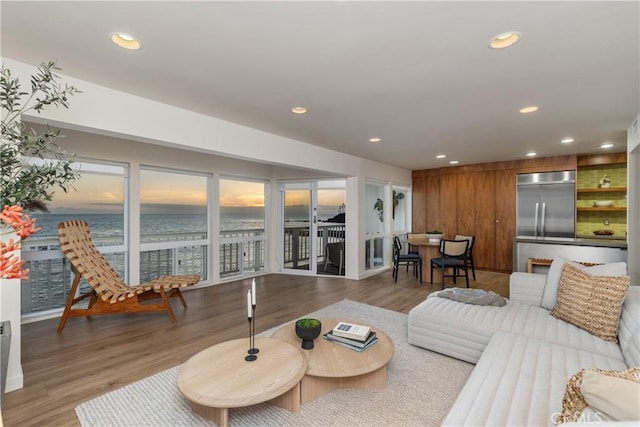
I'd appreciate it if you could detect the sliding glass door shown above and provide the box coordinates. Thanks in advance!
[280,180,346,275]
[281,183,314,273]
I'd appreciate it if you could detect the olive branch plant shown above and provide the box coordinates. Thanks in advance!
[1,61,81,279]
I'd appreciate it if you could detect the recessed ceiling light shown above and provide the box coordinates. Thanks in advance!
[291,107,307,114]
[519,106,538,114]
[600,143,614,149]
[489,31,521,49]
[561,137,574,144]
[526,152,537,157]
[110,32,141,50]
[449,160,459,164]
[369,137,382,143]
[436,154,446,159]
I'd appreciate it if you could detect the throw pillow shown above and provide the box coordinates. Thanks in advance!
[541,256,627,310]
[550,263,630,343]
[556,367,640,424]
[581,370,640,421]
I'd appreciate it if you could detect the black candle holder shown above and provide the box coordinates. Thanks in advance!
[245,316,257,362]
[248,304,259,355]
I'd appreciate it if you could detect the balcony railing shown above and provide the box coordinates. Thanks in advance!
[20,224,344,316]
[283,223,345,269]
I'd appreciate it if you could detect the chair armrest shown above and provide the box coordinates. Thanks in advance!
[509,272,547,307]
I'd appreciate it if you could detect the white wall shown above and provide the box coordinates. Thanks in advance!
[0,276,23,392]
[627,114,640,284]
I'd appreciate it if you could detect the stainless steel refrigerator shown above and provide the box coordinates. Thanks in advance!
[516,171,576,238]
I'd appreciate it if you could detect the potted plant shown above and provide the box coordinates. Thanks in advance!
[1,61,80,400]
[425,230,444,241]
[295,318,322,350]
[374,191,405,222]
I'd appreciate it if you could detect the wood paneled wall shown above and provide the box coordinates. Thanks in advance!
[577,152,627,166]
[412,155,577,272]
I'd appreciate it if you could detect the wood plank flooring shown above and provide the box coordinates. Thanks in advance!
[2,269,508,427]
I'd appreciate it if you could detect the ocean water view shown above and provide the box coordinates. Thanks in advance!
[26,205,343,248]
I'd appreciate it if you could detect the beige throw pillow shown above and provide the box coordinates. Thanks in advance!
[581,370,640,421]
[541,255,627,310]
[556,367,640,424]
[550,263,630,343]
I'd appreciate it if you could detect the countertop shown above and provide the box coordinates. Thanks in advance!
[515,236,627,249]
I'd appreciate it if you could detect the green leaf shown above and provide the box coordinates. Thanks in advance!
[1,61,80,211]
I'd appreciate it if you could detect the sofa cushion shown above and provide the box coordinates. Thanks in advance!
[542,256,628,310]
[441,332,628,426]
[551,264,630,343]
[408,294,623,364]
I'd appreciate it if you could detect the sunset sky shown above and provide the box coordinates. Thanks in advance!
[47,171,344,213]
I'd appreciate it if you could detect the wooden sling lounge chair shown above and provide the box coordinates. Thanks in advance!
[56,220,200,333]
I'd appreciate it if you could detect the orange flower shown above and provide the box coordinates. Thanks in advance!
[1,205,39,279]
[0,251,28,279]
[16,216,39,239]
[0,205,24,226]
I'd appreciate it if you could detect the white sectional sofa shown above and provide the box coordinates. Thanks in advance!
[408,270,639,426]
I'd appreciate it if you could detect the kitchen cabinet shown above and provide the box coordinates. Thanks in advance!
[494,170,516,271]
[474,170,516,271]
[411,176,429,233]
[412,175,441,233]
[514,237,627,273]
[425,176,441,233]
[440,172,475,238]
[474,171,496,269]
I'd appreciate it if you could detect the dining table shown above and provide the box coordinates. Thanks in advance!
[405,234,443,283]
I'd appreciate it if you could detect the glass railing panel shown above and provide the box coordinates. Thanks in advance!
[219,229,265,278]
[21,252,125,314]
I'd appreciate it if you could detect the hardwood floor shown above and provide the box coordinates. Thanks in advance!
[2,269,508,427]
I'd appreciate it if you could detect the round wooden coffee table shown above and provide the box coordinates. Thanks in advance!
[271,317,394,404]
[177,337,306,427]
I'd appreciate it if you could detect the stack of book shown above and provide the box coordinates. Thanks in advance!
[323,321,378,352]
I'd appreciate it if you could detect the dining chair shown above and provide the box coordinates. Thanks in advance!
[454,234,476,280]
[324,241,345,275]
[392,235,422,283]
[430,239,470,289]
[405,233,421,271]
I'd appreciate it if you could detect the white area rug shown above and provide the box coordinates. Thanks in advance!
[76,299,473,426]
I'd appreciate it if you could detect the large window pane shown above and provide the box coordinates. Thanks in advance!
[140,168,208,281]
[22,161,126,314]
[392,186,409,233]
[365,182,386,270]
[140,169,207,242]
[219,178,266,278]
[366,182,385,234]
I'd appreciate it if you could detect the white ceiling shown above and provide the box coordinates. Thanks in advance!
[2,1,639,171]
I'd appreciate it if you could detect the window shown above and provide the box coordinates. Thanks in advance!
[22,161,127,315]
[365,181,386,270]
[219,178,266,278]
[139,168,208,281]
[392,186,410,234]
